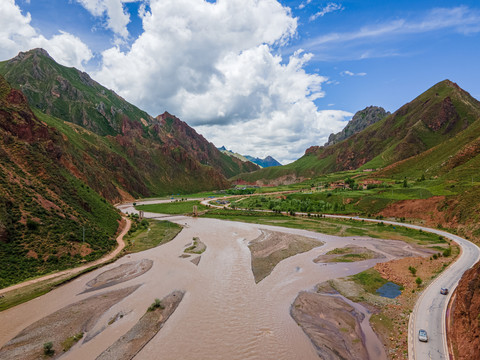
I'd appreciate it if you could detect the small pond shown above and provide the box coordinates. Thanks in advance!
[376,282,402,298]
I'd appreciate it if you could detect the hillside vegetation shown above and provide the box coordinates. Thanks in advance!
[0,75,120,287]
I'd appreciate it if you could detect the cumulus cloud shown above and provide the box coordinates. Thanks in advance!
[75,0,139,40]
[196,109,352,164]
[94,0,351,163]
[310,2,344,21]
[0,0,92,69]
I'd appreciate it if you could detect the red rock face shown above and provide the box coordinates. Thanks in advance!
[449,261,480,360]
[423,96,460,132]
[304,145,321,155]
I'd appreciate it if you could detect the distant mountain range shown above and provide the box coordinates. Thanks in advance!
[218,146,281,168]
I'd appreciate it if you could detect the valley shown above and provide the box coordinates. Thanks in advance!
[1,45,480,359]
[1,197,460,359]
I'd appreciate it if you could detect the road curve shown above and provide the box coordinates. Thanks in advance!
[0,217,130,296]
[323,215,480,360]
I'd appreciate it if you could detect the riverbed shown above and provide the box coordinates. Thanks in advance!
[0,205,421,359]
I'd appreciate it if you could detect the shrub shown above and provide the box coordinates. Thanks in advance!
[26,219,39,231]
[43,342,54,356]
[415,277,422,287]
[443,247,452,257]
[408,266,417,276]
[147,298,164,312]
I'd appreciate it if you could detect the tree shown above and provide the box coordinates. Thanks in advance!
[403,178,408,188]
[415,277,422,287]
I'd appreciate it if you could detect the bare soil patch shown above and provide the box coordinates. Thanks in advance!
[248,230,323,283]
[190,256,201,266]
[379,196,453,228]
[96,290,184,360]
[0,286,140,360]
[83,259,153,293]
[291,290,375,360]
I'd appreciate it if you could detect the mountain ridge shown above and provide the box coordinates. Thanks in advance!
[0,49,259,202]
[233,79,480,184]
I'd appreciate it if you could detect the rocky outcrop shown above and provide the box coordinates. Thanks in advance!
[449,261,480,360]
[325,106,390,146]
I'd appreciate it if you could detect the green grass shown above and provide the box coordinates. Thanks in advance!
[124,220,182,253]
[62,332,84,352]
[201,209,443,244]
[350,268,388,294]
[136,201,207,215]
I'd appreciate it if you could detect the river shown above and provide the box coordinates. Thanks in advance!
[0,209,390,359]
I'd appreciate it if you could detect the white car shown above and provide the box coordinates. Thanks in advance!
[418,329,428,342]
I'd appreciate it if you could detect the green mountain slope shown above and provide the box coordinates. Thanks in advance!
[0,49,258,201]
[0,75,120,287]
[235,80,480,184]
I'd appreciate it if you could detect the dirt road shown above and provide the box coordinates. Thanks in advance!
[0,217,131,296]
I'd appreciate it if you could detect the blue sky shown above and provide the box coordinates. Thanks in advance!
[2,0,480,163]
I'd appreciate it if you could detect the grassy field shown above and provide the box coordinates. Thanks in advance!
[136,200,207,215]
[124,219,182,253]
[201,209,444,244]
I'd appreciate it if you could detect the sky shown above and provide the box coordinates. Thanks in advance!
[1,0,480,164]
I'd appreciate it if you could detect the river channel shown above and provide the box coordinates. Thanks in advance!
[0,204,394,359]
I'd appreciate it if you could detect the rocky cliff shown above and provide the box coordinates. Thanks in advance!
[449,261,480,359]
[325,106,390,146]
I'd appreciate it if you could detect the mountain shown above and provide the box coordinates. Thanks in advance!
[233,80,480,184]
[218,146,281,169]
[244,155,282,168]
[218,146,260,170]
[0,74,120,287]
[0,49,258,202]
[325,106,389,146]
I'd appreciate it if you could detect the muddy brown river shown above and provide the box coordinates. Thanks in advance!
[0,203,400,359]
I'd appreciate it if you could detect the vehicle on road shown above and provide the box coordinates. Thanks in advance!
[440,287,449,295]
[418,329,428,342]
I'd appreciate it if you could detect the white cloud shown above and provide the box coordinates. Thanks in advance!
[0,0,92,69]
[75,0,139,40]
[196,109,352,164]
[298,0,312,10]
[310,2,344,22]
[306,6,480,47]
[93,0,350,162]
[340,70,366,77]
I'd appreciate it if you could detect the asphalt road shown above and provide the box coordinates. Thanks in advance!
[407,231,480,360]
